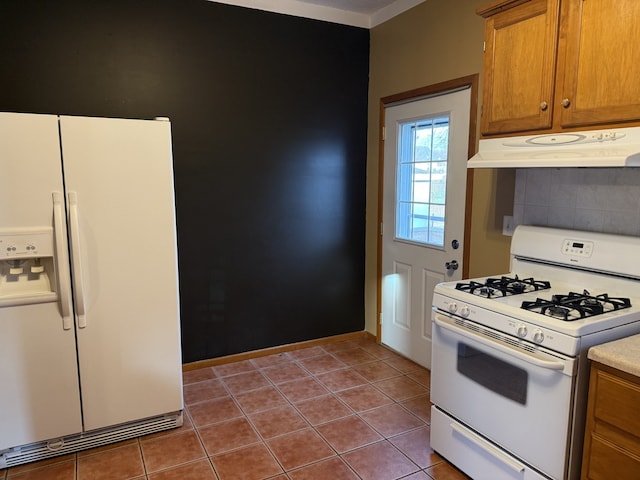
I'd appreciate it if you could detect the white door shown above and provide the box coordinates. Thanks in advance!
[59,116,183,431]
[0,113,83,449]
[381,88,471,368]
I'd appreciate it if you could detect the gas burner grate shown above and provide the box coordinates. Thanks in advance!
[455,280,499,298]
[521,290,631,321]
[456,275,551,298]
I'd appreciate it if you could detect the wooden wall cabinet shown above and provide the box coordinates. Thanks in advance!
[478,0,640,136]
[581,362,640,480]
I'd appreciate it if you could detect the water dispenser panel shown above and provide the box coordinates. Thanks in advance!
[0,228,55,259]
[0,228,58,307]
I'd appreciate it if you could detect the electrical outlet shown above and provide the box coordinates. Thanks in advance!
[503,215,514,236]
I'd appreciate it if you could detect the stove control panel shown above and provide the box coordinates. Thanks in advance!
[508,323,557,348]
[432,291,580,356]
[562,238,593,258]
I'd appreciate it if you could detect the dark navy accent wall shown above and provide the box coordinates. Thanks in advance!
[0,0,369,362]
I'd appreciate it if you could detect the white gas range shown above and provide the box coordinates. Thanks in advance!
[430,225,640,480]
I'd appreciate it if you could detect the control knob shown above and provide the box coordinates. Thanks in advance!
[533,329,545,344]
[516,325,528,338]
[460,305,470,317]
[448,302,458,313]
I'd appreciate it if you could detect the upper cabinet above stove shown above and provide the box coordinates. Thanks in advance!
[478,0,559,135]
[478,0,640,138]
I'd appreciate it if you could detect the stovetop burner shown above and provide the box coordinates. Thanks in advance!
[521,290,632,321]
[455,275,551,298]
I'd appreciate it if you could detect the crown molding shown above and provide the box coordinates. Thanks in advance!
[206,0,426,28]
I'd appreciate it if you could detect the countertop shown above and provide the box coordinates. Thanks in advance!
[588,333,640,377]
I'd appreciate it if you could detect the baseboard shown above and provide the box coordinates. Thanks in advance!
[183,330,376,371]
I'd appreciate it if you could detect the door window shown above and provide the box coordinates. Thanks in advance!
[395,116,449,247]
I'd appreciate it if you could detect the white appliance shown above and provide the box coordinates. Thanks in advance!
[467,126,640,168]
[430,226,640,480]
[0,112,183,468]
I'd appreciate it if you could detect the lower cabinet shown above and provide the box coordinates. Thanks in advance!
[581,362,640,480]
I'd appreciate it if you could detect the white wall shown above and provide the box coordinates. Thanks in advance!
[513,168,640,236]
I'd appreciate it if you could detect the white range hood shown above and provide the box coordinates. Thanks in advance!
[468,126,640,168]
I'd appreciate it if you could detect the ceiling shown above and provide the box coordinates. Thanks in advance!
[296,0,405,15]
[208,0,426,28]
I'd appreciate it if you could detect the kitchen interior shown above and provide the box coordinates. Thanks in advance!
[1,0,640,480]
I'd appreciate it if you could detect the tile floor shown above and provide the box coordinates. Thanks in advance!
[0,336,470,480]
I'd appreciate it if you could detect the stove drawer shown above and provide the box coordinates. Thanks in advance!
[431,406,550,480]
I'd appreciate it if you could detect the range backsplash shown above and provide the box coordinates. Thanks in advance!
[513,168,640,236]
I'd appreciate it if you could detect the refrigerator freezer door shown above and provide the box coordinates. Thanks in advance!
[0,113,82,450]
[59,116,183,431]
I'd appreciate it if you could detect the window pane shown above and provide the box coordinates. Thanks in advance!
[396,201,412,239]
[414,128,433,162]
[397,163,414,202]
[430,162,447,204]
[432,118,450,161]
[413,163,431,203]
[395,116,449,247]
[428,204,445,245]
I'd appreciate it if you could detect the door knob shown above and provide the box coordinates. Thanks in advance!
[445,260,459,271]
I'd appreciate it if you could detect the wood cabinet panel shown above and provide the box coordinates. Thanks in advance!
[593,370,640,441]
[479,0,560,134]
[586,434,640,480]
[479,0,640,137]
[582,363,640,480]
[557,0,640,128]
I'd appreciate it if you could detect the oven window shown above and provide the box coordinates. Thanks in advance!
[456,343,528,405]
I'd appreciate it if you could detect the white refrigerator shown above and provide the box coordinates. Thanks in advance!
[0,112,183,468]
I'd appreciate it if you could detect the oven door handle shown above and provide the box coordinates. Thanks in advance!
[434,315,566,371]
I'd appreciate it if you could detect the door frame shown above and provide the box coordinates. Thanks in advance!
[376,74,479,342]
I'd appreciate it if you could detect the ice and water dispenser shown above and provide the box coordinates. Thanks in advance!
[0,228,58,307]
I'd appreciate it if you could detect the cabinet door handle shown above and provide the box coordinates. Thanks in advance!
[562,98,571,108]
[540,101,548,111]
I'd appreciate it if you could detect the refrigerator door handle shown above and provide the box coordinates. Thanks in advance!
[68,191,87,328]
[53,192,74,330]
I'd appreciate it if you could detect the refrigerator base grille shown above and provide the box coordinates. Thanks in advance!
[0,411,183,469]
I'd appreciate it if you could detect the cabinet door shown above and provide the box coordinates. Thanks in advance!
[581,364,640,480]
[479,0,560,135]
[558,0,640,128]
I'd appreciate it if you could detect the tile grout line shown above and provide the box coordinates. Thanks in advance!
[187,344,429,478]
[214,345,429,478]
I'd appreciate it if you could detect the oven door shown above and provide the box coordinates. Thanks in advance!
[431,311,576,480]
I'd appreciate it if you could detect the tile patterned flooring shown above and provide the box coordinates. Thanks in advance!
[0,337,470,480]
